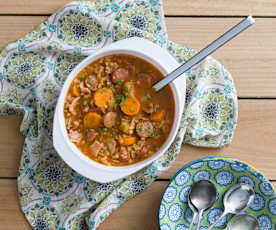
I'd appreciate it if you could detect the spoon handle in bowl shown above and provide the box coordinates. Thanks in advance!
[152,16,255,92]
[207,211,228,230]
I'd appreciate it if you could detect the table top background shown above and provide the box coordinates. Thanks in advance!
[0,1,275,229]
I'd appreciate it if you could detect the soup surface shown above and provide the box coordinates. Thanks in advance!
[64,54,175,166]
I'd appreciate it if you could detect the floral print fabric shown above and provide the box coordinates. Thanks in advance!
[0,0,237,229]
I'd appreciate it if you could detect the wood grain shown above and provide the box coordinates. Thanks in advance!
[1,180,275,230]
[0,0,275,16]
[0,16,275,97]
[1,100,276,180]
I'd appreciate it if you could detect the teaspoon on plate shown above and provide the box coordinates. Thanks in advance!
[207,183,255,230]
[224,214,259,230]
[189,180,217,230]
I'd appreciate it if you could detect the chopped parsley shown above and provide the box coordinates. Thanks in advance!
[150,131,158,138]
[116,79,124,84]
[98,127,104,136]
[90,117,95,122]
[145,128,153,134]
[80,73,85,79]
[146,93,152,100]
[129,108,135,112]
[115,92,126,103]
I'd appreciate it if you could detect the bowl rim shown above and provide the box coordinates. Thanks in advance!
[54,38,185,174]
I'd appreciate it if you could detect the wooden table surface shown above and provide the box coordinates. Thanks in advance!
[0,1,276,229]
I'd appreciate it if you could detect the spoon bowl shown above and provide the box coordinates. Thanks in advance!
[207,184,255,230]
[225,214,259,230]
[223,184,255,214]
[189,180,217,230]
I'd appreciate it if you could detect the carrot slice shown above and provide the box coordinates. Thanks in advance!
[72,84,80,97]
[151,109,165,122]
[119,136,136,146]
[94,88,113,108]
[83,112,102,129]
[120,97,140,116]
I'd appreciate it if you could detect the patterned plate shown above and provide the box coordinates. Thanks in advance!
[159,156,276,230]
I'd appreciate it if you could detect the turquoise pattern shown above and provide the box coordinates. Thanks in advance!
[159,157,276,230]
[0,0,239,229]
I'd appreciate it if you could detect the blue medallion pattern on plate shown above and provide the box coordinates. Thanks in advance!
[163,186,177,203]
[193,170,211,182]
[208,160,225,170]
[215,171,234,186]
[159,204,166,220]
[175,170,191,186]
[168,203,183,222]
[179,185,191,203]
[159,156,276,230]
[238,175,256,189]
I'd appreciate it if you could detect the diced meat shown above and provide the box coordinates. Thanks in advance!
[86,129,99,142]
[106,138,117,154]
[90,141,104,157]
[103,112,117,128]
[129,118,137,133]
[140,145,149,157]
[72,120,80,129]
[119,146,130,161]
[68,130,82,143]
[138,73,152,87]
[128,64,136,77]
[79,82,91,95]
[69,97,80,115]
[85,75,98,91]
[97,65,104,78]
[136,120,154,138]
[105,62,119,74]
[112,68,128,84]
[142,102,154,114]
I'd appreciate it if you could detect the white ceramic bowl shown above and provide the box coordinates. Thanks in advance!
[53,38,186,183]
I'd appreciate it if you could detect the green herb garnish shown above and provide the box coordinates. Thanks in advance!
[80,73,85,79]
[98,128,103,136]
[146,93,152,100]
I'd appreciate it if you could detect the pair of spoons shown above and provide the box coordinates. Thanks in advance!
[188,180,259,230]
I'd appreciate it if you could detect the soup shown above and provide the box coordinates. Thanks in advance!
[64,54,175,166]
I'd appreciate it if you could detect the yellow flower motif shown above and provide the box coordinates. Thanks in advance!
[61,194,83,215]
[4,52,46,88]
[113,1,161,42]
[199,88,234,131]
[18,183,33,207]
[57,10,103,47]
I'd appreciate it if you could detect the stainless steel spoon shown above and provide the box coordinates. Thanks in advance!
[188,195,198,230]
[225,214,259,230]
[207,184,255,230]
[152,16,255,92]
[189,180,217,230]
